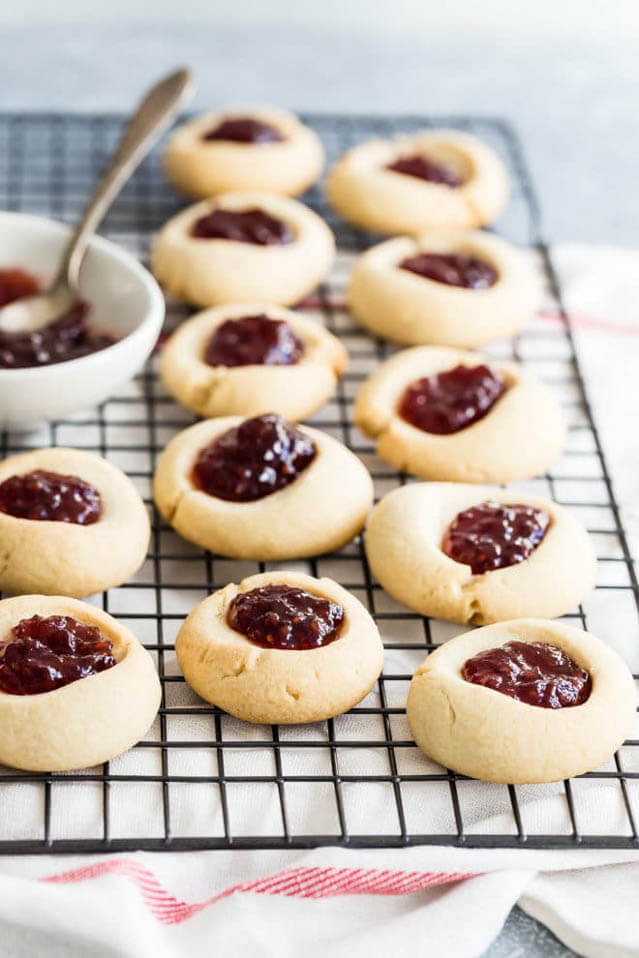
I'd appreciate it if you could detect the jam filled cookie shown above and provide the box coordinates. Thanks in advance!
[348,230,541,347]
[176,571,383,724]
[365,483,596,624]
[407,619,636,783]
[151,192,335,308]
[154,413,373,559]
[326,130,509,234]
[0,594,160,771]
[0,448,150,597]
[164,106,324,198]
[160,303,348,420]
[355,346,564,482]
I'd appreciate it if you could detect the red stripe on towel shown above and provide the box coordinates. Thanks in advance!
[41,858,476,924]
[298,300,639,335]
[536,310,639,335]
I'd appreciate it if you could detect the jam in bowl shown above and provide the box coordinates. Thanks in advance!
[0,211,164,425]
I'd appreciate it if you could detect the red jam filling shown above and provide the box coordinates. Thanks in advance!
[192,413,316,502]
[462,640,591,708]
[202,117,283,144]
[191,208,294,245]
[386,153,462,187]
[204,314,303,367]
[0,267,40,307]
[442,501,550,575]
[0,301,115,369]
[399,364,506,435]
[0,469,101,524]
[0,614,116,695]
[228,584,344,650]
[399,252,498,289]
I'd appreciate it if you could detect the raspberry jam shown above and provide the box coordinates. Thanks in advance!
[386,154,461,187]
[191,208,294,245]
[442,501,550,575]
[228,584,344,650]
[202,117,283,144]
[0,267,40,307]
[399,252,498,289]
[192,413,316,502]
[0,301,115,369]
[204,314,303,367]
[462,640,591,708]
[399,364,506,435]
[0,469,101,524]
[0,614,116,695]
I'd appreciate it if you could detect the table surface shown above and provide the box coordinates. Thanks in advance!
[0,8,630,954]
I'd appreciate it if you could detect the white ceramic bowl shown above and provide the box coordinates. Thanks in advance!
[0,212,165,426]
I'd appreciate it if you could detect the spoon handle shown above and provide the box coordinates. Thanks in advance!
[60,68,194,292]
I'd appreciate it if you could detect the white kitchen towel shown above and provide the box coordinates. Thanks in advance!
[0,841,638,958]
[550,244,639,558]
[0,243,637,958]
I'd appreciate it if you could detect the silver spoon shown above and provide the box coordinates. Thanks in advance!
[0,67,194,333]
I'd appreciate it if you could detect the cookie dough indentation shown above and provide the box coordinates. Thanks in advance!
[386,153,462,187]
[204,313,303,368]
[0,614,116,695]
[461,639,591,708]
[227,583,344,650]
[0,548,12,579]
[191,413,316,503]
[442,501,550,575]
[466,595,484,626]
[0,470,102,525]
[398,364,506,435]
[203,117,284,144]
[399,251,497,289]
[191,207,294,245]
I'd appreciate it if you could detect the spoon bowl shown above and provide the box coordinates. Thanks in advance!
[0,283,75,334]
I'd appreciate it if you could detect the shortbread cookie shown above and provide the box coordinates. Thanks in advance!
[0,594,160,771]
[326,130,509,234]
[0,448,150,597]
[355,346,564,482]
[154,413,373,559]
[160,303,348,420]
[176,571,383,724]
[407,619,636,783]
[151,192,335,308]
[164,106,324,198]
[349,231,541,347]
[366,483,596,624]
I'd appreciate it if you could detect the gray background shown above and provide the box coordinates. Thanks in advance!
[1,2,634,953]
[0,0,637,245]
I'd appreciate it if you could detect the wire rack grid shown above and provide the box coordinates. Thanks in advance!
[0,112,637,854]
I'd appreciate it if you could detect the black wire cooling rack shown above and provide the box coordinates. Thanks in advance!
[0,112,637,853]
